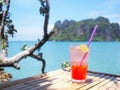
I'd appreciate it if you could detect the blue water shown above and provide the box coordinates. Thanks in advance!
[5,41,120,80]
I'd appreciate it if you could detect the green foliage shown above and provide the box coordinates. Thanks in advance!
[21,44,28,51]
[50,16,120,41]
[39,0,49,16]
[6,13,17,37]
[0,0,5,4]
[0,0,17,38]
[61,61,70,69]
[0,0,17,51]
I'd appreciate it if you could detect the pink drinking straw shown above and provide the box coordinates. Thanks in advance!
[87,25,98,47]
[80,25,98,66]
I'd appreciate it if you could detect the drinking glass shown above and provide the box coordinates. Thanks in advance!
[70,44,89,83]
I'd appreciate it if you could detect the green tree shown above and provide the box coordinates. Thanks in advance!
[0,0,54,81]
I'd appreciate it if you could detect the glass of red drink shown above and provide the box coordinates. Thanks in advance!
[70,44,89,83]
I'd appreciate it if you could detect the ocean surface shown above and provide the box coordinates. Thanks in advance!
[5,41,120,80]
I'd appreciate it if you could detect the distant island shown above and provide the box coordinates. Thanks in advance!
[50,16,120,41]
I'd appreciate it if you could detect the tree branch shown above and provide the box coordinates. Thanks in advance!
[0,0,10,38]
[30,53,46,73]
[40,0,50,36]
[0,31,54,70]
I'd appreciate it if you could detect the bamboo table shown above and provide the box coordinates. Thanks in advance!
[0,69,120,90]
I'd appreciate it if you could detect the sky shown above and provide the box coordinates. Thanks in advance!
[8,0,120,41]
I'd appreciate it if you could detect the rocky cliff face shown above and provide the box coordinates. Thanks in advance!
[51,16,120,41]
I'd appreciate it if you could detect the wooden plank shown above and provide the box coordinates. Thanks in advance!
[88,71,120,77]
[15,70,67,90]
[0,69,120,90]
[29,72,72,90]
[52,72,92,90]
[88,76,116,90]
[98,78,119,90]
[57,73,106,90]
[57,74,103,90]
[25,71,65,85]
[44,73,71,89]
[1,83,33,90]
[76,75,109,90]
[26,71,67,86]
[111,79,120,90]
[0,69,64,90]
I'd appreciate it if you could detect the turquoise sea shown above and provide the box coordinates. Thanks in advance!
[5,41,120,80]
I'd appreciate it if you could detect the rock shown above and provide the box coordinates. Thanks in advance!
[3,79,8,82]
[0,70,12,83]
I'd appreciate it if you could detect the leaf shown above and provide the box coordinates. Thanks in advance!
[61,61,70,69]
[22,44,28,51]
[0,0,4,4]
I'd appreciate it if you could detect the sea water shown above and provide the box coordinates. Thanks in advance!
[5,41,120,80]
